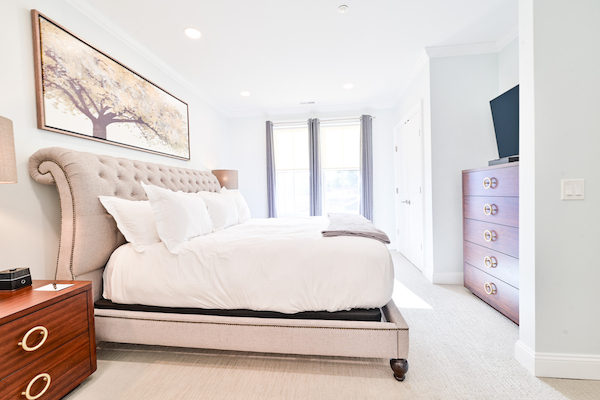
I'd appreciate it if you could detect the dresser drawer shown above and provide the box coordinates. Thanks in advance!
[464,263,519,324]
[464,219,519,258]
[464,241,519,288]
[463,166,518,197]
[0,332,91,400]
[463,196,519,228]
[0,292,88,379]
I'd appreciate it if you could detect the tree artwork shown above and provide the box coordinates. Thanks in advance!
[36,15,189,159]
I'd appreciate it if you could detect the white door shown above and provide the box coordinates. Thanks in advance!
[394,109,424,271]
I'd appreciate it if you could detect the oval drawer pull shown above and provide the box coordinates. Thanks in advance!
[482,177,498,189]
[484,282,497,295]
[483,230,497,242]
[18,326,48,352]
[483,204,498,215]
[21,373,51,400]
[484,256,498,268]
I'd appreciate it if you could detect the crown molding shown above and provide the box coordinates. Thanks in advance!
[227,101,397,119]
[496,25,519,51]
[65,0,231,117]
[425,41,499,58]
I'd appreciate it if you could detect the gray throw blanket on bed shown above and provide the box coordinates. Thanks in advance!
[322,213,391,244]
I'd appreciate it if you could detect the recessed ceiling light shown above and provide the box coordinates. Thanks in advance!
[240,91,250,97]
[184,28,201,39]
[338,5,349,13]
[343,83,354,89]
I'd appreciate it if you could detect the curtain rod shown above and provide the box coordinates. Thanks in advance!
[271,116,375,126]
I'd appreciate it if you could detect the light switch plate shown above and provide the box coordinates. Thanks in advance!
[561,179,585,200]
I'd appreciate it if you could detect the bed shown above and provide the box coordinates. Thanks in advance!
[29,147,409,381]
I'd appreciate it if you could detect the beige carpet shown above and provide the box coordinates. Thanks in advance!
[64,251,600,399]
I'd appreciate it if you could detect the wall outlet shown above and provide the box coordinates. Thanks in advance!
[561,179,585,200]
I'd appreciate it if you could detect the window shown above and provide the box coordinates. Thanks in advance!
[321,123,360,214]
[273,125,309,217]
[267,116,372,219]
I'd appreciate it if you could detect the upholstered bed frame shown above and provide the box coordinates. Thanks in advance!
[29,147,410,381]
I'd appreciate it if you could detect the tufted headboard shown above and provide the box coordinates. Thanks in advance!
[29,147,221,300]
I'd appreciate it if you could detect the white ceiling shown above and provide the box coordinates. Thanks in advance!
[75,0,518,117]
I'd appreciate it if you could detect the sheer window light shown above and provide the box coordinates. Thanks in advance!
[274,125,310,217]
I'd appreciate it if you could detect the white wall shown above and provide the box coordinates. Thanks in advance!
[0,0,230,280]
[428,54,500,282]
[499,38,520,94]
[228,108,397,244]
[517,0,600,380]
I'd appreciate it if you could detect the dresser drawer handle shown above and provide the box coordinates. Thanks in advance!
[484,282,497,295]
[483,230,497,242]
[21,373,51,400]
[483,177,498,189]
[18,326,48,352]
[484,256,497,268]
[483,204,497,215]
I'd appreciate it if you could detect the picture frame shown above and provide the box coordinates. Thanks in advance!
[31,10,190,160]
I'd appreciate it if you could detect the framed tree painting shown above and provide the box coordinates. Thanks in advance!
[31,10,190,160]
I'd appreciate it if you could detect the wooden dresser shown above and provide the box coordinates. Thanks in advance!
[0,281,96,399]
[462,163,519,324]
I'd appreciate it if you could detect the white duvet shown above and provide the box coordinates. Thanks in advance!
[103,217,394,314]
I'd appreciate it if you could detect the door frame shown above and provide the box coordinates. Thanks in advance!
[393,100,425,269]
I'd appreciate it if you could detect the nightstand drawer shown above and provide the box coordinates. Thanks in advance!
[463,166,518,197]
[464,219,519,258]
[464,241,519,288]
[0,292,88,379]
[463,196,519,228]
[464,263,519,324]
[0,332,91,400]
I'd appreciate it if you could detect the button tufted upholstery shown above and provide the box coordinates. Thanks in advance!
[29,147,221,296]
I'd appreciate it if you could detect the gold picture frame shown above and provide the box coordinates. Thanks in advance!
[31,10,190,160]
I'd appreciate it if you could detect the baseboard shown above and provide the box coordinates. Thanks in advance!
[430,272,464,285]
[515,340,600,380]
[515,340,536,374]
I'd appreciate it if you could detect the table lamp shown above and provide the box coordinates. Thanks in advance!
[212,170,238,190]
[0,116,17,184]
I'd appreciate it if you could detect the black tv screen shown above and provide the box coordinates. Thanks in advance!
[490,85,519,158]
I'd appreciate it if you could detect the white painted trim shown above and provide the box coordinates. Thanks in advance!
[425,42,498,58]
[515,340,600,380]
[515,340,536,375]
[535,352,600,380]
[497,25,519,52]
[65,0,230,117]
[430,272,463,285]
[229,101,397,119]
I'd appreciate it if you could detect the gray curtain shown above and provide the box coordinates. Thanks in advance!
[308,118,322,216]
[266,121,277,218]
[359,115,373,221]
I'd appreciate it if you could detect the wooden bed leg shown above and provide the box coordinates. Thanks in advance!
[390,359,409,381]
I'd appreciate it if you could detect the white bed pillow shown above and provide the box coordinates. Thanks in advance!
[141,183,213,253]
[221,187,251,223]
[196,190,239,231]
[98,196,161,252]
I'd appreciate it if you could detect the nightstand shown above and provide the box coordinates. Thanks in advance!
[0,281,97,399]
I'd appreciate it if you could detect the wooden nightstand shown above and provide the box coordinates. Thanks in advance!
[0,281,97,399]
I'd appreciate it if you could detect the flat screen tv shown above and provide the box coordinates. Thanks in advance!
[490,85,519,159]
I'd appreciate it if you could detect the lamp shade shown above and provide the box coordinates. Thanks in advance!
[0,116,17,184]
[212,169,238,190]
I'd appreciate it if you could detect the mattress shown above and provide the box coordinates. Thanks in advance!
[94,299,383,322]
[103,217,394,314]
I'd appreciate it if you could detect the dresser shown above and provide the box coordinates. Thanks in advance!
[462,163,519,324]
[0,281,96,399]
